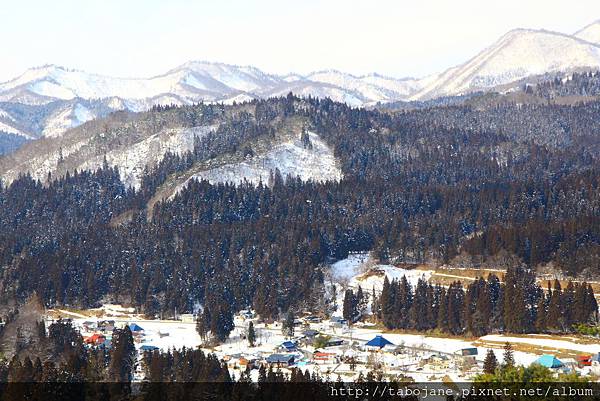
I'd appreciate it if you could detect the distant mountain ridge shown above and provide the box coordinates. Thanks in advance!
[1,20,600,146]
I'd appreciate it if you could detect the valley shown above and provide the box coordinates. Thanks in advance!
[2,9,600,396]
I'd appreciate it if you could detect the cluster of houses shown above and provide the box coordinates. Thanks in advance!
[223,320,600,380]
[80,320,148,350]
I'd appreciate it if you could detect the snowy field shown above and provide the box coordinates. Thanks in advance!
[480,334,600,354]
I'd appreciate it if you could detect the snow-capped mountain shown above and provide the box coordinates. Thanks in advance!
[411,28,600,100]
[574,20,600,44]
[2,20,600,144]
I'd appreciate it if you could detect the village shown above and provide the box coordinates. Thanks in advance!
[39,252,600,384]
[46,301,600,384]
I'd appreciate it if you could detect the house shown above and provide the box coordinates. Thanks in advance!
[459,348,478,357]
[97,320,115,333]
[129,323,144,333]
[180,314,195,323]
[140,345,160,352]
[424,353,450,370]
[302,329,320,338]
[534,354,564,369]
[304,316,321,323]
[326,338,344,347]
[279,341,297,352]
[577,355,592,367]
[84,333,106,346]
[329,316,347,325]
[365,335,394,350]
[265,354,295,367]
[239,357,257,369]
[82,321,96,331]
[313,351,337,363]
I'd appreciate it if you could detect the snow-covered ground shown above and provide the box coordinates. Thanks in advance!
[180,131,342,187]
[53,304,599,383]
[80,125,217,188]
[42,103,97,138]
[480,334,600,354]
[330,252,433,292]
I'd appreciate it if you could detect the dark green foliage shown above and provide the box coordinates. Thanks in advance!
[503,342,515,367]
[0,92,600,330]
[247,321,256,347]
[483,349,498,374]
[375,267,595,335]
[282,311,295,338]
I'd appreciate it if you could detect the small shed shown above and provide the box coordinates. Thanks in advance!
[180,314,195,323]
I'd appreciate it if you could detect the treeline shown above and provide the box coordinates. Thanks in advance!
[0,319,135,383]
[525,71,600,99]
[2,93,600,318]
[373,266,598,335]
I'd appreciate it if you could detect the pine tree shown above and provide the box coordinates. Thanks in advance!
[282,311,295,338]
[483,349,498,374]
[503,342,515,367]
[342,289,357,323]
[247,321,256,347]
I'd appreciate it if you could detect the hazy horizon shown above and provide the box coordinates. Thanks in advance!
[1,0,600,82]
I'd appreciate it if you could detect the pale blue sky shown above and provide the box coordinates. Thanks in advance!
[1,0,599,81]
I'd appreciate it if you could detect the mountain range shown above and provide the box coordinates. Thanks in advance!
[1,20,600,145]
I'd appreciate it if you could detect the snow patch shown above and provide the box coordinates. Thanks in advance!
[180,131,342,188]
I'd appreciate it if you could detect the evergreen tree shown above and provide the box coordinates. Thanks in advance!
[342,289,358,323]
[247,321,256,347]
[282,311,295,338]
[483,349,498,374]
[503,342,515,368]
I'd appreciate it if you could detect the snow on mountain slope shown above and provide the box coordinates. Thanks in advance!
[574,20,600,44]
[79,125,217,188]
[178,131,342,189]
[3,20,600,142]
[412,29,600,100]
[0,64,241,104]
[42,103,97,138]
[171,61,281,92]
[267,81,365,106]
[306,70,426,103]
[0,121,29,138]
[0,124,217,187]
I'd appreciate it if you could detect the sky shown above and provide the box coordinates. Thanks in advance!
[1,0,600,82]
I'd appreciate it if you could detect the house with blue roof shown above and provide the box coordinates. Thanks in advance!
[534,354,564,369]
[265,354,295,367]
[279,341,297,351]
[129,323,144,332]
[365,335,394,350]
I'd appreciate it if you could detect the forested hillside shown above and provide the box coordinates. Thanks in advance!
[1,84,600,319]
